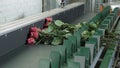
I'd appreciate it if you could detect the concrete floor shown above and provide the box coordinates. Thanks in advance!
[0,12,96,68]
[0,45,54,68]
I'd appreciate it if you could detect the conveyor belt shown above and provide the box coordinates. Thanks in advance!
[99,16,120,68]
[0,13,96,68]
[107,17,120,68]
[112,17,120,68]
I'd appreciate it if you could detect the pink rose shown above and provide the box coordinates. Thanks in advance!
[30,27,42,32]
[30,32,39,39]
[27,37,36,45]
[45,17,52,22]
[30,27,38,32]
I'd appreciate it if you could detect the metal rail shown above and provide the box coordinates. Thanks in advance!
[90,15,120,68]
[90,47,104,68]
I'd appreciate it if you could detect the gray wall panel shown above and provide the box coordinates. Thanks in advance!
[52,14,59,20]
[0,20,45,56]
[34,20,45,28]
[0,30,27,56]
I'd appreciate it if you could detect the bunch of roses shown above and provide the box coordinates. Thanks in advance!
[27,17,52,45]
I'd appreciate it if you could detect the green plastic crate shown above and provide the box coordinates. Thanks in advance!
[109,13,116,21]
[101,20,111,29]
[74,30,81,48]
[50,51,61,68]
[52,45,67,65]
[94,29,104,36]
[99,24,109,30]
[94,29,105,50]
[63,39,73,58]
[68,36,77,52]
[100,49,114,68]
[75,47,91,68]
[112,11,117,19]
[85,42,96,63]
[86,37,98,56]
[106,16,113,25]
[77,28,83,36]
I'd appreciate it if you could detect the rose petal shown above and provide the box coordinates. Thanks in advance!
[45,17,52,22]
[27,37,36,45]
[30,27,38,32]
[30,32,39,39]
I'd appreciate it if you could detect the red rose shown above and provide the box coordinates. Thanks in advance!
[27,37,36,45]
[30,27,38,32]
[30,32,39,39]
[45,17,52,22]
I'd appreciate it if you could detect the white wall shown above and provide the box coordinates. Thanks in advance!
[0,0,42,24]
